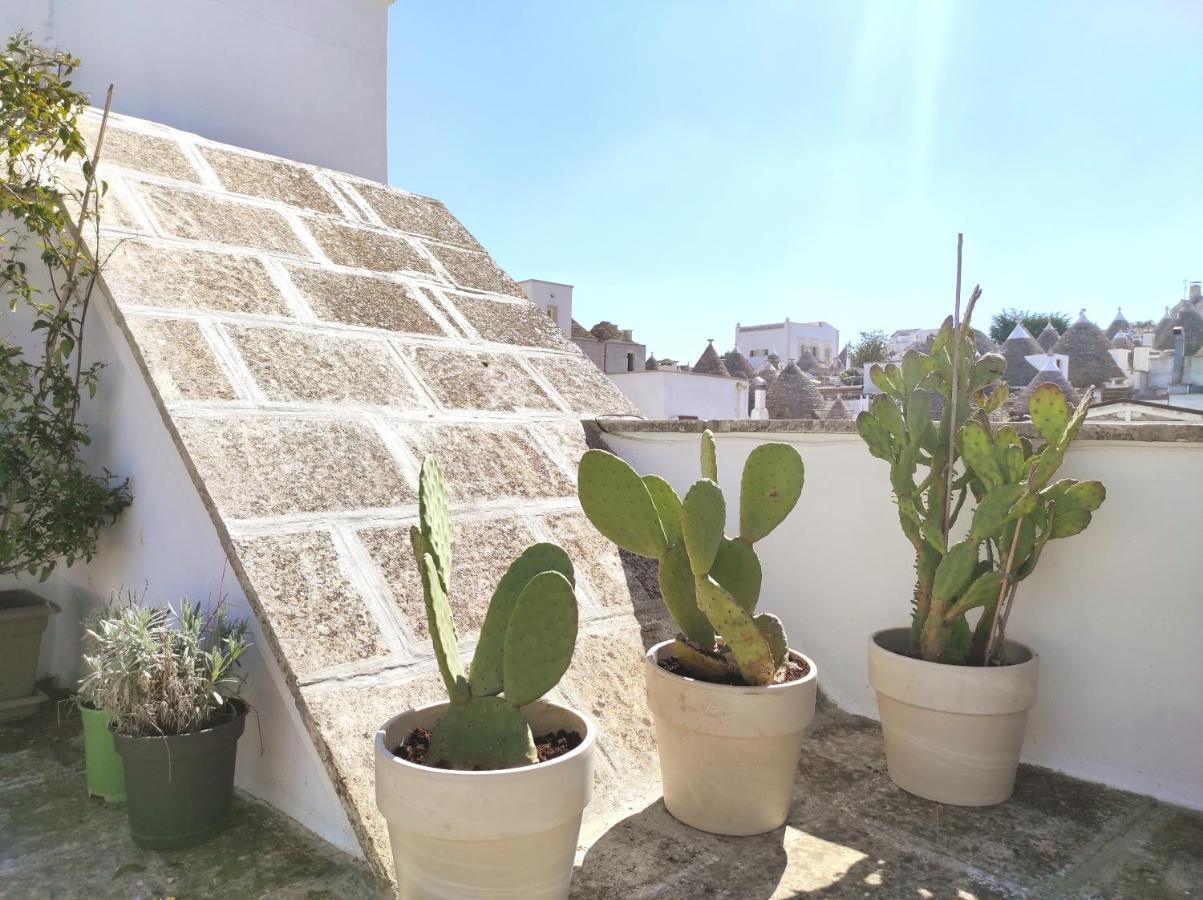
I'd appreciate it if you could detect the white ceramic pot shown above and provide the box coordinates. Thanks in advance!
[644,639,818,836]
[868,627,1039,806]
[375,699,594,900]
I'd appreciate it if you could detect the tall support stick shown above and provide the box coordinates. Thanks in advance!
[942,233,964,538]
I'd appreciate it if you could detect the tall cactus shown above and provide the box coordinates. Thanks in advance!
[577,430,804,685]
[412,456,579,769]
[855,291,1105,665]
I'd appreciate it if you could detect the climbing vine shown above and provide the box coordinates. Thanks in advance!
[0,32,130,580]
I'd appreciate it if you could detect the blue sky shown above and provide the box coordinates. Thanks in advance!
[387,2,1202,362]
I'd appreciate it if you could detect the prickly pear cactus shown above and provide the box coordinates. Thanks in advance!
[854,292,1105,665]
[577,430,804,685]
[412,456,579,770]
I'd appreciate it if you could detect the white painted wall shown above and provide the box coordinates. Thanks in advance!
[603,427,1203,810]
[0,247,362,857]
[610,371,747,421]
[518,279,573,338]
[0,0,391,180]
[736,320,840,369]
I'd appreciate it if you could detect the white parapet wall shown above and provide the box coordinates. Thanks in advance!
[610,370,747,421]
[602,421,1203,810]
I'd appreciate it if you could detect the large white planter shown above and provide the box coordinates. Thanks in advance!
[644,639,818,835]
[374,699,594,900]
[868,627,1039,806]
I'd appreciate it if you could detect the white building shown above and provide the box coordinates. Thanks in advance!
[0,0,392,180]
[610,370,748,421]
[735,319,839,370]
[887,327,939,358]
[518,278,573,338]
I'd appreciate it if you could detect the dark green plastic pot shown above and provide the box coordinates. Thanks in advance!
[112,699,247,849]
[80,703,126,803]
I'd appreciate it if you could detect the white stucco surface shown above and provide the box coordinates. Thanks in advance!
[0,0,391,180]
[1,249,362,858]
[610,370,747,421]
[603,427,1203,811]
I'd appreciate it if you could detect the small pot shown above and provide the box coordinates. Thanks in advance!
[644,639,818,836]
[868,627,1039,806]
[0,590,60,722]
[112,699,247,848]
[80,703,126,803]
[375,700,594,900]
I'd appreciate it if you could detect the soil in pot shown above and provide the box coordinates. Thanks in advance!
[657,653,810,686]
[394,727,583,768]
[80,703,126,803]
[112,699,247,849]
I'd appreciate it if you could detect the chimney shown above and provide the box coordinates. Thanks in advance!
[1172,326,1186,385]
[621,329,633,342]
[1190,282,1201,303]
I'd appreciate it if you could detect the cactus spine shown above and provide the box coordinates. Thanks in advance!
[413,456,579,769]
[578,431,803,685]
[855,291,1105,665]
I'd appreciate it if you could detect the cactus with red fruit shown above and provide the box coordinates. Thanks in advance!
[413,456,578,769]
[577,430,803,685]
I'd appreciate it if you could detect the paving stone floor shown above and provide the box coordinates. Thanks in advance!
[2,691,1199,899]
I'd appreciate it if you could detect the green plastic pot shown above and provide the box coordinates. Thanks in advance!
[80,704,126,803]
[112,699,247,849]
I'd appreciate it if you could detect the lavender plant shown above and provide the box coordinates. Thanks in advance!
[412,455,579,770]
[577,430,804,686]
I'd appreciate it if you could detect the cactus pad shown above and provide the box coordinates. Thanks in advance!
[753,613,789,672]
[1028,382,1071,444]
[667,638,739,682]
[682,479,726,576]
[710,537,761,613]
[418,552,469,703]
[969,484,1024,541]
[502,571,579,707]
[470,543,573,698]
[658,542,715,646]
[427,696,538,770]
[700,430,719,482]
[932,540,980,608]
[577,450,668,559]
[643,475,683,546]
[695,576,774,685]
[418,456,453,592]
[738,442,804,543]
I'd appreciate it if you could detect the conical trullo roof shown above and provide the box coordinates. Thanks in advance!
[645,354,659,370]
[722,348,756,379]
[1049,310,1126,389]
[1037,321,1061,352]
[1105,307,1129,339]
[1153,304,1203,356]
[693,340,731,376]
[589,320,623,341]
[795,346,821,373]
[825,397,852,420]
[1001,323,1045,387]
[1110,332,1134,350]
[766,360,822,419]
[1014,357,1081,415]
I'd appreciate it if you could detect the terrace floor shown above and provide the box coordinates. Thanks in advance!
[2,689,1199,899]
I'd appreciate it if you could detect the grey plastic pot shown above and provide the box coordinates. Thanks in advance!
[868,627,1039,806]
[0,590,59,722]
[112,699,248,848]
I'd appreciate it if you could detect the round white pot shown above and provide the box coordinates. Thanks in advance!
[868,627,1039,806]
[375,699,594,900]
[644,639,818,836]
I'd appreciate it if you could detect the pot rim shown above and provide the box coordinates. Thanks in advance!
[870,627,1038,671]
[645,638,817,695]
[110,696,249,743]
[376,698,596,779]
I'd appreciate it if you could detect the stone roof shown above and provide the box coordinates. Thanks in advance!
[795,346,820,373]
[824,397,852,420]
[1153,304,1203,356]
[1001,324,1045,387]
[1105,307,1129,339]
[77,108,653,882]
[766,360,821,419]
[571,318,594,340]
[1013,357,1081,414]
[692,340,731,377]
[1037,321,1061,352]
[645,354,659,370]
[1111,332,1135,350]
[722,348,756,379]
[1050,311,1128,389]
[589,320,624,341]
